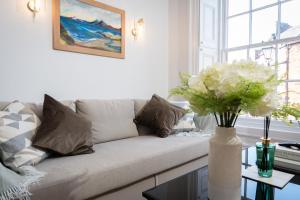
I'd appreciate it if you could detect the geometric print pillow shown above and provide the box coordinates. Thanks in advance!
[0,101,47,169]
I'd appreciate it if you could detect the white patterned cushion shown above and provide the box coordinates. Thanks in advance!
[0,101,47,168]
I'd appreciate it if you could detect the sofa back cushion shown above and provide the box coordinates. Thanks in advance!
[76,99,139,144]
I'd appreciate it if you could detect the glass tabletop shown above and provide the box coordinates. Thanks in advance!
[241,147,300,200]
[142,147,300,200]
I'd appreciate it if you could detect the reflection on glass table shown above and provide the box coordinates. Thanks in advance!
[242,147,300,200]
[143,147,300,200]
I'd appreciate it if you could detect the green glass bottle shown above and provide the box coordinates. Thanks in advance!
[256,138,276,178]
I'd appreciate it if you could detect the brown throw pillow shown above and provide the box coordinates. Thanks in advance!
[33,94,94,156]
[134,94,186,137]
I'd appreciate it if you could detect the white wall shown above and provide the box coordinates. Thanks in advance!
[168,0,190,90]
[0,0,169,102]
[168,0,199,91]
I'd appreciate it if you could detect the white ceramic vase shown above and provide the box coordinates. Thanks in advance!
[208,127,242,200]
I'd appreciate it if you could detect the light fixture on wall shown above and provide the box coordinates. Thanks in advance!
[132,18,145,40]
[27,0,42,17]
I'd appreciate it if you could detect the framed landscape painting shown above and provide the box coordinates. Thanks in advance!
[53,0,125,59]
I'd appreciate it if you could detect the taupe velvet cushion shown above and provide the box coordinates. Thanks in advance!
[134,94,186,137]
[76,99,139,144]
[33,95,94,156]
[134,99,153,136]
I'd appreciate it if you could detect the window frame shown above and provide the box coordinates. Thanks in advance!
[224,0,300,104]
[223,0,300,140]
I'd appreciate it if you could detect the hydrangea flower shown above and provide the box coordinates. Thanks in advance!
[170,61,281,127]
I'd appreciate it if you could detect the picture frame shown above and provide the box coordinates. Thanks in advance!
[53,0,125,59]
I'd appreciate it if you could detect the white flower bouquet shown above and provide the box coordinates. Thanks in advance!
[170,61,280,128]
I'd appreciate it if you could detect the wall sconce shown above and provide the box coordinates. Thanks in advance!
[27,0,42,17]
[132,18,145,40]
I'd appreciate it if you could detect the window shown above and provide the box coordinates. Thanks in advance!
[225,0,300,104]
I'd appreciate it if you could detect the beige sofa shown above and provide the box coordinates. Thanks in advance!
[0,99,209,200]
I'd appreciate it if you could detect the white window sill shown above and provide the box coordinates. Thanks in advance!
[236,117,300,142]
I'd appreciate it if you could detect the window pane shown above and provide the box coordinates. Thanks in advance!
[252,6,278,44]
[277,46,287,81]
[252,0,277,9]
[277,82,287,103]
[288,42,300,80]
[280,0,300,39]
[280,81,300,104]
[287,82,300,103]
[228,14,249,48]
[278,42,300,80]
[228,0,249,16]
[277,63,287,81]
[278,44,287,64]
[227,50,248,63]
[249,46,275,66]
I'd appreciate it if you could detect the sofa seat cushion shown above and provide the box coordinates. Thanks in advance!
[30,135,209,200]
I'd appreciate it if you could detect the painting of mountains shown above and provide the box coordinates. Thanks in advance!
[53,0,125,58]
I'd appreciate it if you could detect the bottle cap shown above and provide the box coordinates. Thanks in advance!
[261,137,271,145]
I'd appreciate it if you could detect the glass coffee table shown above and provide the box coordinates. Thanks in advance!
[142,147,300,200]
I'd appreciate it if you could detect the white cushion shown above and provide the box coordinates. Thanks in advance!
[0,101,75,119]
[0,101,47,168]
[76,99,139,144]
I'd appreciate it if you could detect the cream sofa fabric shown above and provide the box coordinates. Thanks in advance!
[76,99,139,144]
[30,135,209,200]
